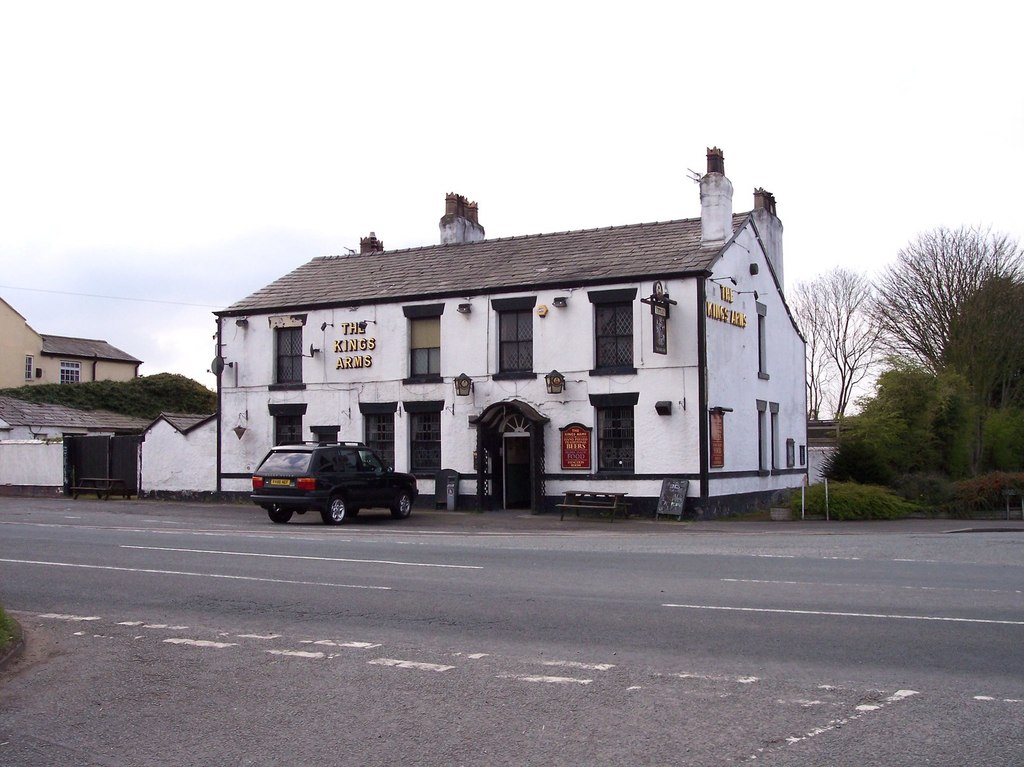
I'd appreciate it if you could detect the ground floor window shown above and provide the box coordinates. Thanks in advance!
[410,412,441,473]
[60,360,81,384]
[596,406,634,472]
[364,413,395,467]
[275,415,303,445]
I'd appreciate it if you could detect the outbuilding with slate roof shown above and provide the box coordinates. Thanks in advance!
[214,149,808,518]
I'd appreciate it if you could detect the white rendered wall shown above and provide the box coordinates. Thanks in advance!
[0,440,64,487]
[703,223,807,497]
[141,420,217,492]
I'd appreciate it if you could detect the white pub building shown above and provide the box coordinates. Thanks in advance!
[214,148,807,517]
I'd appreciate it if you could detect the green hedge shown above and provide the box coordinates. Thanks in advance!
[947,472,1024,517]
[790,482,919,520]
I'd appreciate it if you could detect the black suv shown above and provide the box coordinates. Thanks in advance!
[250,442,418,525]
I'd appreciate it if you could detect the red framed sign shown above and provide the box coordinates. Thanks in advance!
[560,423,592,470]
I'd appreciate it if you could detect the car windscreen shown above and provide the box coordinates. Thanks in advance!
[256,451,313,474]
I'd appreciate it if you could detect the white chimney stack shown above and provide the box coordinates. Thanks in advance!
[700,147,733,246]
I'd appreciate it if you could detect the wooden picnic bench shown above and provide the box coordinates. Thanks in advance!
[71,477,132,500]
[557,491,629,522]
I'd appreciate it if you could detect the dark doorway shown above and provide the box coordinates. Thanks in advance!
[471,400,548,512]
[65,435,141,495]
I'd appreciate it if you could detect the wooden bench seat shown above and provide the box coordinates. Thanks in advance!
[557,491,629,522]
[71,477,132,500]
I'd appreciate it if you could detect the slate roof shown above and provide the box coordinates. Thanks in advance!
[221,213,752,315]
[0,396,149,434]
[147,412,216,434]
[41,335,142,363]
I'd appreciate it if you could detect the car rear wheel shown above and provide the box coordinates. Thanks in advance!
[391,491,413,519]
[322,495,347,525]
[267,506,293,524]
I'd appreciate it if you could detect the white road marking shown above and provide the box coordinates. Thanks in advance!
[499,674,592,685]
[237,633,281,640]
[0,558,391,590]
[664,603,1024,626]
[120,545,483,570]
[541,660,616,671]
[369,658,454,672]
[304,639,381,649]
[38,613,101,621]
[974,695,1024,703]
[118,621,145,626]
[675,672,760,684]
[721,578,1022,595]
[164,638,237,649]
[268,650,325,659]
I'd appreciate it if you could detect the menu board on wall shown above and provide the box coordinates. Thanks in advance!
[710,410,725,469]
[560,424,592,470]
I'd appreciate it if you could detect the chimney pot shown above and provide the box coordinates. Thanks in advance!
[439,192,485,244]
[359,231,384,255]
[706,146,725,176]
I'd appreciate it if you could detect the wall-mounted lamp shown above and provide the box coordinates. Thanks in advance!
[454,372,474,397]
[308,345,321,357]
[235,317,248,327]
[709,276,737,286]
[457,303,472,314]
[749,263,759,275]
[545,369,566,395]
[738,290,759,299]
[321,321,333,331]
[655,401,673,416]
[552,296,568,308]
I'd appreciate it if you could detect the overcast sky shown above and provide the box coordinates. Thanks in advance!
[1,1,1021,390]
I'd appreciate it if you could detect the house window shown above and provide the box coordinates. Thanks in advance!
[588,288,637,374]
[498,309,533,373]
[756,400,768,473]
[595,303,633,369]
[24,355,33,381]
[409,317,441,378]
[364,412,395,468]
[409,411,441,473]
[757,302,769,380]
[275,327,303,384]
[596,405,635,472]
[60,360,81,384]
[274,415,303,445]
[770,403,780,470]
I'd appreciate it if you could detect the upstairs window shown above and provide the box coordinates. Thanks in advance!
[60,360,80,384]
[24,355,33,381]
[499,309,533,373]
[275,326,303,384]
[589,288,637,374]
[757,302,769,380]
[410,317,440,377]
[403,304,445,382]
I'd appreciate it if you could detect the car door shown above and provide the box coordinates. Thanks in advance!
[356,448,390,507]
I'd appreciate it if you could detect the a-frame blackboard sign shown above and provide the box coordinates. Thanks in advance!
[655,479,688,520]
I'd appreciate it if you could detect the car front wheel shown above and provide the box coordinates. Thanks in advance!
[322,496,347,525]
[267,506,293,524]
[391,491,413,519]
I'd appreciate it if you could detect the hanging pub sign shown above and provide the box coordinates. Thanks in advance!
[560,423,592,470]
[640,280,677,355]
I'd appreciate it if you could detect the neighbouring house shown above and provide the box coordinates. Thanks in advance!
[140,413,217,497]
[0,296,142,388]
[212,148,808,517]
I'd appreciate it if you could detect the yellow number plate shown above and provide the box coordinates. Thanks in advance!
[269,478,292,486]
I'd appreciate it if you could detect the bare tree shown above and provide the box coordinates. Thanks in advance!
[875,227,1023,372]
[792,268,879,418]
[790,280,831,419]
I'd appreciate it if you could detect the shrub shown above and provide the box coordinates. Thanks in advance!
[822,438,894,485]
[890,473,954,510]
[790,481,918,520]
[947,472,1024,517]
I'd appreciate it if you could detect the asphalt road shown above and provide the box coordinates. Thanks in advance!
[1,498,1022,766]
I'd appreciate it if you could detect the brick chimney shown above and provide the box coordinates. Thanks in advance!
[360,232,384,255]
[700,147,734,246]
[751,188,785,289]
[439,193,485,245]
